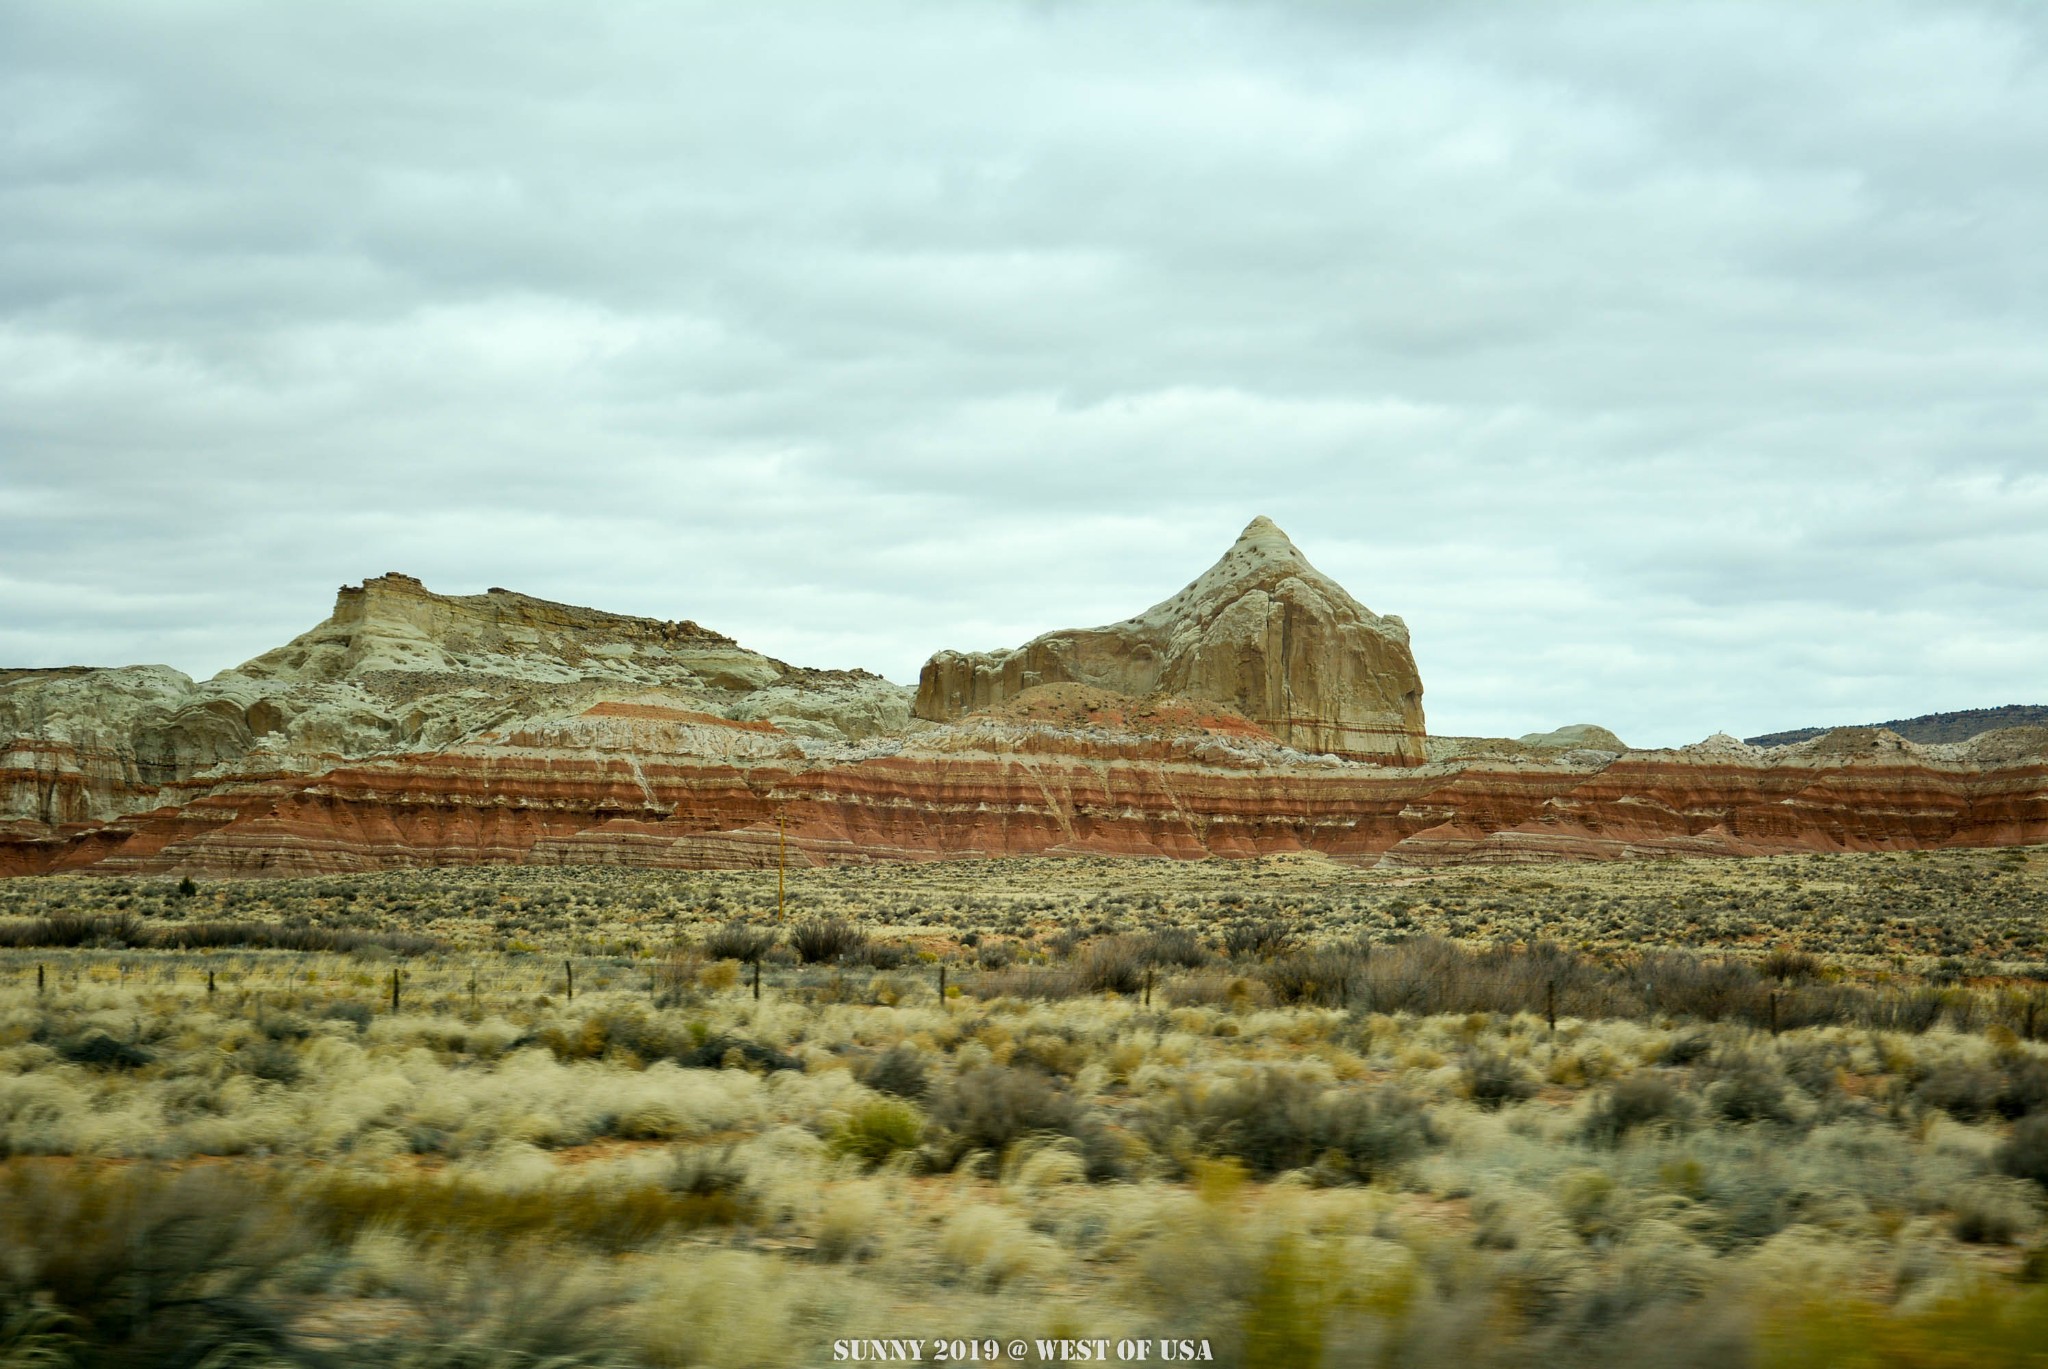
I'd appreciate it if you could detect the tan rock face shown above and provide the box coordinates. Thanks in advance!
[12,541,2048,879]
[0,574,913,826]
[915,517,1426,764]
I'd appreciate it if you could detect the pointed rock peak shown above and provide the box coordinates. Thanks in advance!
[1191,516,1316,598]
[915,512,1427,762]
[1239,514,1286,541]
[1229,515,1304,561]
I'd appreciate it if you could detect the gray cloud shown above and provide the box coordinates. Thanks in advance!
[3,0,2045,747]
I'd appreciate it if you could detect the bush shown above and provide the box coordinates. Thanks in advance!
[675,1032,800,1073]
[1264,947,1361,1007]
[1223,920,1295,960]
[154,921,438,955]
[1707,1057,1797,1126]
[1074,938,1145,995]
[1909,1057,2048,1122]
[1760,947,1822,982]
[0,1163,306,1365]
[1998,1113,2048,1189]
[53,1030,154,1071]
[308,1163,745,1252]
[1138,928,1209,969]
[829,1100,923,1167]
[703,921,777,964]
[1952,1179,2033,1245]
[320,1000,375,1031]
[861,1044,931,1100]
[235,1038,303,1085]
[1316,1086,1438,1181]
[1661,1033,1714,1066]
[860,940,912,971]
[666,1146,750,1201]
[1464,1051,1539,1109]
[0,913,141,949]
[930,1065,1078,1157]
[1915,1063,2009,1120]
[926,1064,1125,1179]
[1145,1069,1435,1180]
[790,917,867,965]
[1582,1073,1686,1145]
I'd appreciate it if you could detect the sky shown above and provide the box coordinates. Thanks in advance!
[3,0,2045,748]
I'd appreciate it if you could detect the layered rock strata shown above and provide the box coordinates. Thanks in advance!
[915,517,1427,764]
[8,541,2048,879]
[1,573,912,829]
[4,719,2043,878]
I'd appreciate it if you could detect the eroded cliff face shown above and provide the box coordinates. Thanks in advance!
[8,545,2048,880]
[3,718,2043,878]
[914,518,1427,764]
[0,574,913,828]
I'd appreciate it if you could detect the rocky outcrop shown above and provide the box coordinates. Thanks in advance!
[0,574,913,829]
[8,538,2048,879]
[4,716,2044,878]
[914,518,1426,764]
[1519,724,1628,753]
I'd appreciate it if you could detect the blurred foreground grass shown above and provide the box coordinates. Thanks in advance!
[0,846,2045,1366]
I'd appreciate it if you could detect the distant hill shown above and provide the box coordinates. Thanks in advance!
[1747,704,2048,748]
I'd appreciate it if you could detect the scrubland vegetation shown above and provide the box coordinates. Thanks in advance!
[0,847,2045,1366]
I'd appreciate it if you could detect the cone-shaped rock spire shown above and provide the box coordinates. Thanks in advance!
[914,517,1426,763]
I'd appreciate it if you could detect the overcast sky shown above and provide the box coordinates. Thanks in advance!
[3,1,2045,747]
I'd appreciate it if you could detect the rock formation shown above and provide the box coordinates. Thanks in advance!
[915,517,1426,764]
[7,537,2048,879]
[3,716,2042,878]
[0,573,911,829]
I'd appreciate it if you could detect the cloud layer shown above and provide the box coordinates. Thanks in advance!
[4,0,2045,746]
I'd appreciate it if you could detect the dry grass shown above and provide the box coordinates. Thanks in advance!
[0,846,2044,1365]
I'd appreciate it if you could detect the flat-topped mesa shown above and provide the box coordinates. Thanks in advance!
[914,517,1428,764]
[235,572,756,685]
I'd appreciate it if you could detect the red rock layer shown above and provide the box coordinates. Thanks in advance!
[2,731,2044,878]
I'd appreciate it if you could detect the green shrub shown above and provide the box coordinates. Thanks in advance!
[829,1100,923,1167]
